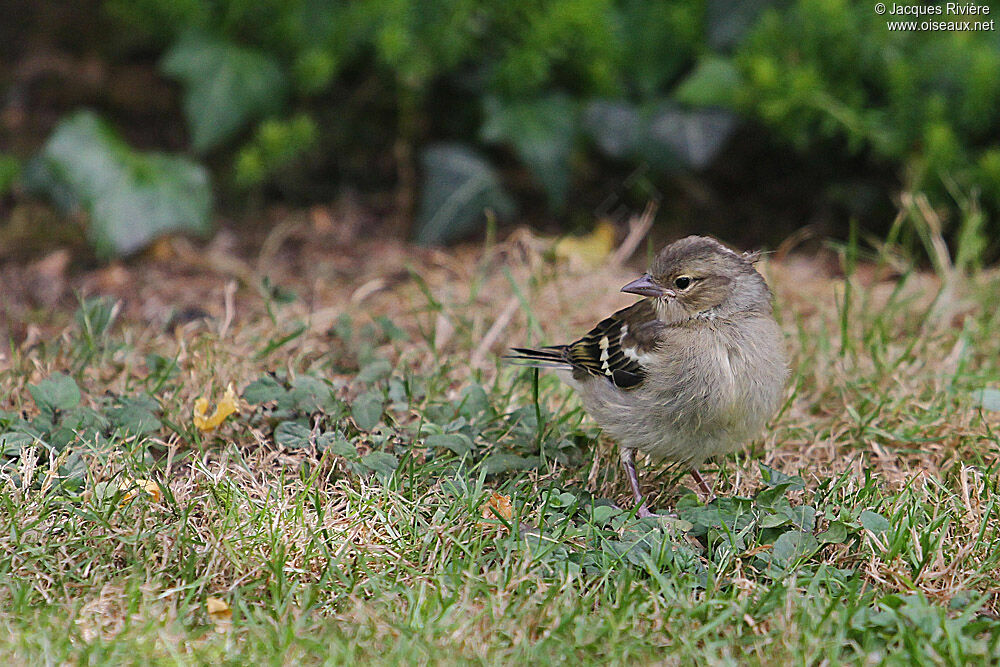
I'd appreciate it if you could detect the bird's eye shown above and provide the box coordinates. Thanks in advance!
[673,276,692,290]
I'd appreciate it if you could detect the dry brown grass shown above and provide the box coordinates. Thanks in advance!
[2,219,1000,662]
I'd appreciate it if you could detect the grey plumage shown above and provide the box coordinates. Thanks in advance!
[509,235,787,514]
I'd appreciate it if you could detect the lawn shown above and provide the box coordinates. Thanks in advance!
[1,219,999,664]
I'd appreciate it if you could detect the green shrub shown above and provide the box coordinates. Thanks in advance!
[735,0,1000,214]
[24,0,1000,253]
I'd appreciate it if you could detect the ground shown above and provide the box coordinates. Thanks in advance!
[1,213,999,664]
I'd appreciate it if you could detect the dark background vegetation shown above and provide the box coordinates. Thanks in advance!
[1,0,998,259]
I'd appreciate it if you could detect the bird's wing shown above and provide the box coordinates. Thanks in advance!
[565,299,664,389]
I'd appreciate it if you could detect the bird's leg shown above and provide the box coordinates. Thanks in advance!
[620,448,656,518]
[690,469,716,503]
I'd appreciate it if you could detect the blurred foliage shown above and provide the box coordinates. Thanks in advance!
[23,111,212,258]
[13,0,1000,253]
[735,0,1000,213]
[0,155,21,198]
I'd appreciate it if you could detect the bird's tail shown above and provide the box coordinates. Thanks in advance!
[504,346,572,370]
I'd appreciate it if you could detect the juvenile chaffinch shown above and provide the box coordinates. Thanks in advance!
[510,235,787,516]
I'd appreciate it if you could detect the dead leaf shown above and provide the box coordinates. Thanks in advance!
[193,384,240,431]
[119,478,162,505]
[554,220,617,268]
[479,492,514,530]
[206,596,232,633]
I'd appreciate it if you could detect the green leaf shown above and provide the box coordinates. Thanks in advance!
[783,504,817,532]
[243,375,287,404]
[29,373,81,413]
[161,30,288,152]
[93,481,122,504]
[1,432,36,457]
[706,0,774,50]
[973,388,1000,411]
[414,143,515,246]
[549,492,578,508]
[317,432,356,458]
[860,510,891,535]
[674,56,742,108]
[356,360,393,385]
[770,530,819,565]
[26,111,212,258]
[458,384,491,420]
[360,451,398,478]
[590,505,621,525]
[481,94,577,210]
[480,453,540,475]
[760,512,790,529]
[286,375,341,413]
[640,102,738,170]
[582,101,642,159]
[351,392,384,431]
[233,114,318,188]
[275,420,312,449]
[618,0,702,96]
[754,483,793,509]
[106,395,161,435]
[817,521,849,544]
[0,153,20,196]
[759,463,805,490]
[424,433,474,455]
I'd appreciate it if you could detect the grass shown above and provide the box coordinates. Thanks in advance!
[1,218,1000,664]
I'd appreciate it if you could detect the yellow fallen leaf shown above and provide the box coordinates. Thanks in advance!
[119,478,162,505]
[206,596,232,632]
[479,492,514,530]
[553,220,617,268]
[193,384,240,431]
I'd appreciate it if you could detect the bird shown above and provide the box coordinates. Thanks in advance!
[508,235,787,516]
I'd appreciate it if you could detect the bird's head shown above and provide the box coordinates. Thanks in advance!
[621,236,770,320]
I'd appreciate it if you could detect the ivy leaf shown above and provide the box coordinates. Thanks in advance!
[106,395,162,435]
[860,510,891,535]
[356,360,393,385]
[770,530,819,565]
[817,521,849,544]
[783,504,817,532]
[582,100,642,159]
[360,451,398,479]
[1,432,36,457]
[759,463,805,490]
[590,505,621,525]
[458,384,491,420]
[317,432,357,458]
[641,102,738,170]
[25,111,212,258]
[425,433,474,455]
[243,375,287,405]
[351,392,384,431]
[29,373,81,414]
[481,453,540,475]
[275,420,312,449]
[674,56,742,108]
[414,143,515,246]
[760,512,790,529]
[161,30,288,153]
[481,94,578,210]
[286,375,341,414]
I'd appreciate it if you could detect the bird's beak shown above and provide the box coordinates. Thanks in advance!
[621,274,673,298]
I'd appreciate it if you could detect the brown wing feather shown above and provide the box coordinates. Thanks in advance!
[566,300,664,389]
